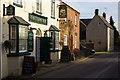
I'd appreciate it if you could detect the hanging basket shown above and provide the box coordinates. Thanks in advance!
[3,40,14,52]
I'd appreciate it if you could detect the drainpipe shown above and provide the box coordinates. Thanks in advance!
[0,0,2,79]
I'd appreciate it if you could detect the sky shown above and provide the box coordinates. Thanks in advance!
[62,0,119,33]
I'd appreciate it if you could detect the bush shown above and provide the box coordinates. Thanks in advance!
[74,48,80,54]
[74,48,80,58]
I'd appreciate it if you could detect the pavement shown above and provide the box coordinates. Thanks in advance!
[2,54,95,80]
[21,57,91,78]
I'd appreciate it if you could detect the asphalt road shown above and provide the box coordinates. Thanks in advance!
[35,52,120,78]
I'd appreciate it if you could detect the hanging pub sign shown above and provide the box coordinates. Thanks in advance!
[6,5,15,15]
[28,30,34,52]
[59,5,67,18]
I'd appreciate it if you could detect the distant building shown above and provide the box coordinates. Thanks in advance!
[80,20,87,44]
[86,9,114,51]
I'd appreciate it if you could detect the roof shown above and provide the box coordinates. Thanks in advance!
[61,1,80,14]
[80,20,86,27]
[81,19,92,26]
[98,15,114,30]
[49,25,60,31]
[8,16,30,26]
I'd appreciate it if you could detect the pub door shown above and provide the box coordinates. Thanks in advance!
[36,37,50,62]
[40,37,50,63]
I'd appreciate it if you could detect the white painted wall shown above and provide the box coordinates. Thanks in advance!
[1,0,60,78]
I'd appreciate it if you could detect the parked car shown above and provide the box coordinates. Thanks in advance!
[80,45,96,53]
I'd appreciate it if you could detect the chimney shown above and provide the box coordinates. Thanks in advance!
[103,12,106,19]
[95,9,99,15]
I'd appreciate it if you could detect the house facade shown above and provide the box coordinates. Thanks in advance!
[59,1,80,52]
[86,9,114,52]
[1,0,60,79]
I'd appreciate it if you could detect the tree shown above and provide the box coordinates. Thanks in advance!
[110,16,119,44]
[59,19,74,51]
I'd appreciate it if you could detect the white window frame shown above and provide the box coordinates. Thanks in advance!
[10,25,17,53]
[55,32,59,50]
[50,31,54,50]
[64,35,67,46]
[75,35,77,48]
[19,25,28,53]
[51,0,55,18]
[75,14,77,26]
[36,0,42,12]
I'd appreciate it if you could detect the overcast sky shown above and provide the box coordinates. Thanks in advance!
[62,0,119,32]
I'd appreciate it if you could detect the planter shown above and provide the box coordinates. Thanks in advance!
[35,62,40,70]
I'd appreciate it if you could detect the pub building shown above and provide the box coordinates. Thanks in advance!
[1,0,60,79]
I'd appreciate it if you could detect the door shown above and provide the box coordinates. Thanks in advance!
[40,37,50,62]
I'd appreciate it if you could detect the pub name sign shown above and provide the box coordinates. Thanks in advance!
[59,5,67,18]
[29,13,47,25]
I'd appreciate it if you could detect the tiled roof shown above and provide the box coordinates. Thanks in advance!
[98,15,114,29]
[8,16,30,26]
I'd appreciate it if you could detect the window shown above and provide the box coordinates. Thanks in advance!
[14,0,22,5]
[10,25,16,53]
[51,0,55,18]
[50,31,54,50]
[75,14,77,26]
[55,32,59,49]
[50,31,59,50]
[98,21,101,26]
[10,25,28,53]
[64,35,67,46]
[75,35,77,48]
[19,25,28,52]
[36,0,42,12]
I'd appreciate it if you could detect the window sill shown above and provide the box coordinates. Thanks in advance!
[51,16,55,19]
[7,53,31,57]
[36,11,42,15]
[13,2,23,8]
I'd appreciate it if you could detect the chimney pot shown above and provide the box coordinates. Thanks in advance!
[95,9,99,15]
[103,12,106,19]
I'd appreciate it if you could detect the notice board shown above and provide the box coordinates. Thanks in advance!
[22,56,36,75]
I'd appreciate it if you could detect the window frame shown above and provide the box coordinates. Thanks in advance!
[64,35,67,46]
[19,25,28,53]
[9,24,28,54]
[49,31,59,51]
[75,35,77,48]
[51,0,55,18]
[10,25,17,53]
[36,0,42,13]
[75,14,77,26]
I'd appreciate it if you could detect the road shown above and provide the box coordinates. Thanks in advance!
[35,52,120,78]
